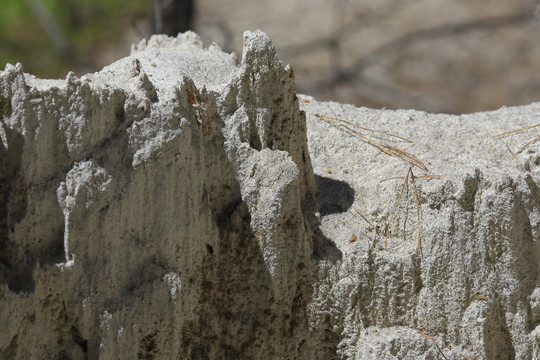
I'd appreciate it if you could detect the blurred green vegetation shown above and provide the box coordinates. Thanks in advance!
[0,0,152,78]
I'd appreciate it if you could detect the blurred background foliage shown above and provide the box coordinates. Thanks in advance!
[0,0,151,78]
[1,0,540,114]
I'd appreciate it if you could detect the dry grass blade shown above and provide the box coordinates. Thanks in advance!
[380,144,428,171]
[516,134,540,154]
[351,206,374,227]
[417,332,451,349]
[385,169,409,249]
[315,114,413,143]
[492,123,540,156]
[382,174,442,182]
[505,144,517,159]
[417,332,473,360]
[491,123,540,139]
[417,332,450,360]
[382,175,407,181]
[385,167,423,251]
[352,185,365,206]
[315,113,428,171]
[419,174,443,179]
[410,169,421,251]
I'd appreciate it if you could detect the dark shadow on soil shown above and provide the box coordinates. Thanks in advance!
[315,175,355,216]
[310,175,355,263]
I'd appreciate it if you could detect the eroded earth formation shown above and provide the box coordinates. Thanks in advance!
[1,30,540,359]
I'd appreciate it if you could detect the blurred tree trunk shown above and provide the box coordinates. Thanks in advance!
[154,0,194,36]
[24,0,71,56]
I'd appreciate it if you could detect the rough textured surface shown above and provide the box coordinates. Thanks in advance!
[302,98,540,359]
[0,31,315,359]
[1,30,540,359]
